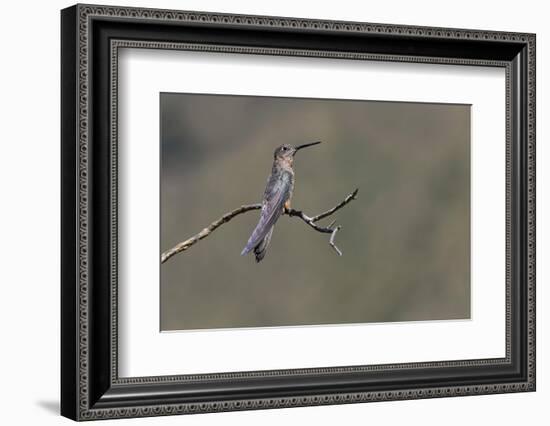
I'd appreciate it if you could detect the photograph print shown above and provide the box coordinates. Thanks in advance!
[160,93,470,331]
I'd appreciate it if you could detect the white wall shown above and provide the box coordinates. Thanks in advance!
[0,0,546,424]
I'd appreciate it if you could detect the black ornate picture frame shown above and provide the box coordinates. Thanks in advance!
[61,4,536,421]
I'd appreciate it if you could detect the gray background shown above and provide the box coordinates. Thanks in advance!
[160,93,470,331]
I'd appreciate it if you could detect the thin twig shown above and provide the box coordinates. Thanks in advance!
[329,226,343,256]
[310,188,359,222]
[285,188,358,255]
[161,188,358,263]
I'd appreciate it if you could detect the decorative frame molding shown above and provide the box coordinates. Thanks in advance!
[61,3,535,421]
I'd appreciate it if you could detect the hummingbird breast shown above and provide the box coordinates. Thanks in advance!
[274,161,295,205]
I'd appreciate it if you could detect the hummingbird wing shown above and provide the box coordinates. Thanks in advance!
[241,170,292,257]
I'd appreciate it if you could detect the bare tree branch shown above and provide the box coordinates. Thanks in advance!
[161,188,359,264]
[161,204,260,264]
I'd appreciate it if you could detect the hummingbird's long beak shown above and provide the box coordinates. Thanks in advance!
[294,141,321,152]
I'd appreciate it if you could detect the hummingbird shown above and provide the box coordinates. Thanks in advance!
[241,141,322,262]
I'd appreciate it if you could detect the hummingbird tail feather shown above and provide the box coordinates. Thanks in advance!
[241,216,274,257]
[253,227,274,263]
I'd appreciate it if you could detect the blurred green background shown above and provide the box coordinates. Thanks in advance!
[160,93,470,331]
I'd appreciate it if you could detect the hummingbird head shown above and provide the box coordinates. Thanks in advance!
[274,141,321,162]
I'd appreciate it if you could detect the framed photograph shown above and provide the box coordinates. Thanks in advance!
[61,4,536,421]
